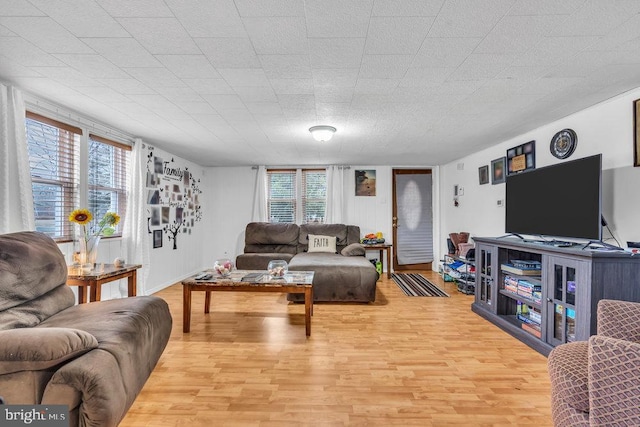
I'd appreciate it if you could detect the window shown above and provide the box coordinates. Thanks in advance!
[26,112,131,242]
[88,134,130,237]
[267,169,326,223]
[26,112,80,241]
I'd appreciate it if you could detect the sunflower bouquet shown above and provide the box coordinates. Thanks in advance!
[69,209,121,239]
[69,209,120,267]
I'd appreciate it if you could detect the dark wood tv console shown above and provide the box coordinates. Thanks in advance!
[472,236,640,356]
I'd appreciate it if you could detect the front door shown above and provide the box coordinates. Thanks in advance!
[392,169,433,271]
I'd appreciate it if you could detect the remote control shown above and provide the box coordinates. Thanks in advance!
[195,272,212,280]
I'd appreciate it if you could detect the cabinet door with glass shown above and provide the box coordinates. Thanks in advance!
[545,256,589,347]
[475,243,497,312]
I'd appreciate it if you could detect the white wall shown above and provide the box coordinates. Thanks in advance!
[439,87,640,247]
[201,165,438,273]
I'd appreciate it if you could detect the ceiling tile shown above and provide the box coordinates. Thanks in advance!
[124,67,187,87]
[202,94,246,110]
[183,79,235,95]
[413,37,481,68]
[475,15,570,54]
[312,69,359,88]
[399,67,454,87]
[449,53,516,81]
[365,17,433,54]
[30,66,99,87]
[550,0,636,36]
[372,0,444,16]
[259,55,312,79]
[354,78,400,94]
[196,38,261,69]
[155,55,221,79]
[78,86,131,103]
[154,86,204,103]
[235,0,305,16]
[359,55,413,78]
[166,0,246,37]
[0,1,45,16]
[0,55,43,77]
[0,17,93,54]
[82,38,161,67]
[177,102,217,115]
[428,0,515,38]
[270,79,314,95]
[243,17,308,54]
[96,0,174,17]
[217,68,270,87]
[54,54,130,78]
[508,0,585,15]
[27,0,129,38]
[246,102,283,115]
[234,86,278,103]
[511,36,599,66]
[309,38,365,69]
[117,18,200,54]
[98,78,156,95]
[0,37,65,66]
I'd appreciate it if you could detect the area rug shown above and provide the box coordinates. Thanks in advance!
[391,273,450,297]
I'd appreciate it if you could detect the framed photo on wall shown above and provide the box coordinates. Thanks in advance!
[478,165,489,185]
[507,140,535,175]
[634,99,640,166]
[355,169,376,196]
[491,157,506,184]
[153,229,163,248]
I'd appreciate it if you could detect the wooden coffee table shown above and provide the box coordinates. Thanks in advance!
[67,264,141,303]
[182,270,315,336]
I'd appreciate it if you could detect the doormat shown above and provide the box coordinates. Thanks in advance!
[391,273,450,297]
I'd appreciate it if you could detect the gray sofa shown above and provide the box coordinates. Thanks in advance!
[0,231,172,427]
[236,222,378,302]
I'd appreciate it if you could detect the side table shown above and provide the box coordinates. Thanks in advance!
[363,243,393,279]
[67,264,142,303]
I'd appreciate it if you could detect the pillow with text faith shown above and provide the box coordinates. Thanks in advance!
[307,234,337,253]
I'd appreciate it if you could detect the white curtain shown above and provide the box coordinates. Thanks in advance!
[325,165,345,224]
[251,165,267,222]
[0,84,35,234]
[122,138,150,296]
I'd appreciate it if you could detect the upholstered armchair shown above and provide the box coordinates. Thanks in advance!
[0,231,172,427]
[548,299,640,426]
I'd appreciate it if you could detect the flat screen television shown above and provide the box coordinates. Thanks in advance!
[505,154,602,241]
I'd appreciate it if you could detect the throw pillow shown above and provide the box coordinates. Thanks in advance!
[341,243,365,256]
[307,234,337,253]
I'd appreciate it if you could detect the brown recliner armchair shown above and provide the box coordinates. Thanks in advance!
[0,231,172,427]
[547,299,640,426]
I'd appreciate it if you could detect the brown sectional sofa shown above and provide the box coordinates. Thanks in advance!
[236,222,378,302]
[0,231,172,427]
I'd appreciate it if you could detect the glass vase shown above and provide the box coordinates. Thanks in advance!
[79,236,101,272]
[267,259,288,278]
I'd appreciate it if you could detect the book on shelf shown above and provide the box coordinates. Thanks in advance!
[522,322,542,338]
[501,263,542,276]
[510,259,542,269]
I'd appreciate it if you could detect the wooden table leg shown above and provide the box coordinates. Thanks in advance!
[386,247,392,279]
[77,286,88,304]
[204,291,211,313]
[183,284,192,333]
[90,280,99,302]
[304,287,312,337]
[128,271,137,297]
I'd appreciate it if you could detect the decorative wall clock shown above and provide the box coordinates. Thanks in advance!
[550,128,577,159]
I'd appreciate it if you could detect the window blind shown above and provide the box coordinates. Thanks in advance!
[267,169,296,223]
[302,169,326,223]
[88,134,131,237]
[26,112,81,241]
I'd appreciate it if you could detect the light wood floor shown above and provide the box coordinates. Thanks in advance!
[120,272,552,426]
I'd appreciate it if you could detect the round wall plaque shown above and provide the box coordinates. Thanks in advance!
[550,128,577,159]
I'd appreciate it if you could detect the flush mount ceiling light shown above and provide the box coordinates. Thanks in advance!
[309,125,336,142]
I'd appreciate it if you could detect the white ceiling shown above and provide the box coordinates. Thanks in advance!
[1,0,640,166]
